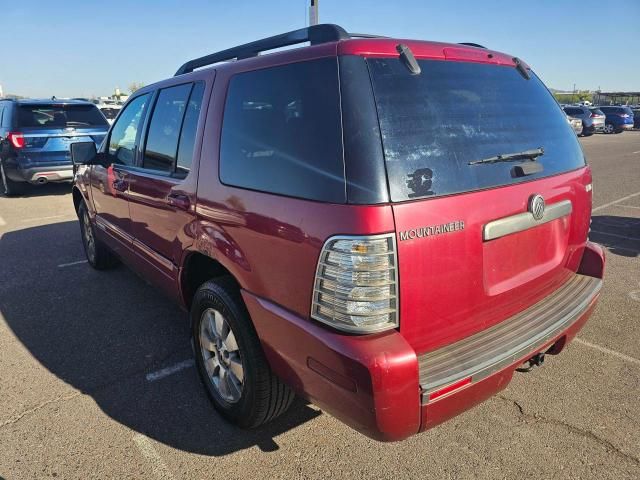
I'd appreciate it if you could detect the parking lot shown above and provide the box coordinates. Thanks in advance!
[0,132,638,479]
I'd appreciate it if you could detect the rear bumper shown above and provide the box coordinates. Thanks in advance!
[244,242,604,442]
[5,162,73,183]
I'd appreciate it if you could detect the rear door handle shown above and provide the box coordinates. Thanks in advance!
[167,193,191,211]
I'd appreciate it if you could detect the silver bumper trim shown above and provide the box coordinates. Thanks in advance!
[29,169,74,182]
[418,273,602,403]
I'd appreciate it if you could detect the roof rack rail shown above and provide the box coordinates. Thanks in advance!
[349,33,387,39]
[458,42,487,49]
[175,23,350,76]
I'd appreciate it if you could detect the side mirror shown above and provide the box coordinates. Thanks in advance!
[71,141,98,165]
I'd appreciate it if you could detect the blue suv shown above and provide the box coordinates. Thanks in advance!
[0,99,108,195]
[598,105,635,134]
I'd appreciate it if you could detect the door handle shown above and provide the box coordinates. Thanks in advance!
[167,193,191,211]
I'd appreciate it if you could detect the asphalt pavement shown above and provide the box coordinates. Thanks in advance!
[0,132,639,479]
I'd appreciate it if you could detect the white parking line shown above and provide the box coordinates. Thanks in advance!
[0,216,5,226]
[57,260,88,268]
[590,230,640,242]
[615,204,640,210]
[575,338,640,367]
[133,434,175,480]
[145,359,194,382]
[592,191,640,212]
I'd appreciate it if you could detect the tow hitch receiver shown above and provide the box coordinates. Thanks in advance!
[516,352,545,373]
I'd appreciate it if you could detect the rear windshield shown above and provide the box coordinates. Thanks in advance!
[367,59,585,201]
[564,107,584,115]
[590,108,604,115]
[17,104,108,128]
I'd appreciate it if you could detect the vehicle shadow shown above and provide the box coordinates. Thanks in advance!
[0,221,321,456]
[589,215,640,258]
[3,182,72,198]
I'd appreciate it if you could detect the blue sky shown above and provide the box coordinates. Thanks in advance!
[1,0,638,97]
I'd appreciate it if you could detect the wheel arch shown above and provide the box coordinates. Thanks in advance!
[72,186,84,214]
[180,251,242,309]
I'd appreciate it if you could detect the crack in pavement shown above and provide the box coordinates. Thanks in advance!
[0,392,81,429]
[497,395,640,467]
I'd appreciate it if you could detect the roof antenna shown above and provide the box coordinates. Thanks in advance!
[396,44,421,75]
[513,57,530,80]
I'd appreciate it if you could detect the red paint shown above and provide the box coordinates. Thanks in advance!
[71,33,603,441]
[428,377,473,402]
[393,168,593,354]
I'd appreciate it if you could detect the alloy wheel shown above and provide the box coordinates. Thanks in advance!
[82,210,96,262]
[199,308,245,403]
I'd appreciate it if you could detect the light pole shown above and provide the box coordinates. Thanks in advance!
[309,0,319,26]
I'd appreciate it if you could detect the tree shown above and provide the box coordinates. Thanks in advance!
[128,82,145,94]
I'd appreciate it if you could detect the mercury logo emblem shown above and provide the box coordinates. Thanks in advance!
[529,194,545,220]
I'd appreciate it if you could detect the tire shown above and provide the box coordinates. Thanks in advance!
[78,202,118,269]
[192,277,294,428]
[0,161,25,196]
[603,123,614,134]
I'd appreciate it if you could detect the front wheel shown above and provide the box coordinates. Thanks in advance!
[78,202,118,269]
[192,277,294,428]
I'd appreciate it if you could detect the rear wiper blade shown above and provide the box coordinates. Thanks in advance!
[468,147,544,165]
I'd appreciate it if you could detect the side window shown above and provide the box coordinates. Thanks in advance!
[219,58,345,202]
[0,106,4,127]
[175,82,205,177]
[108,94,149,166]
[143,83,192,173]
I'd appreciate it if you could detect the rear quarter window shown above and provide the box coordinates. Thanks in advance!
[219,58,345,202]
[367,58,585,201]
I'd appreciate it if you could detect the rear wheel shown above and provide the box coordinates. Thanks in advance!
[0,162,25,196]
[192,277,294,428]
[603,123,614,134]
[78,202,118,269]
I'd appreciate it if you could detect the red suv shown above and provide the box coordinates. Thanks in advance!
[71,24,604,441]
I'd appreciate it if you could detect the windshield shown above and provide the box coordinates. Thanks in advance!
[367,58,585,201]
[18,104,108,128]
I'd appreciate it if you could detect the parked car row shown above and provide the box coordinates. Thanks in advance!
[563,104,635,135]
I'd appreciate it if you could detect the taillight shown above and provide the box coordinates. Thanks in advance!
[311,234,398,333]
[8,132,25,149]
